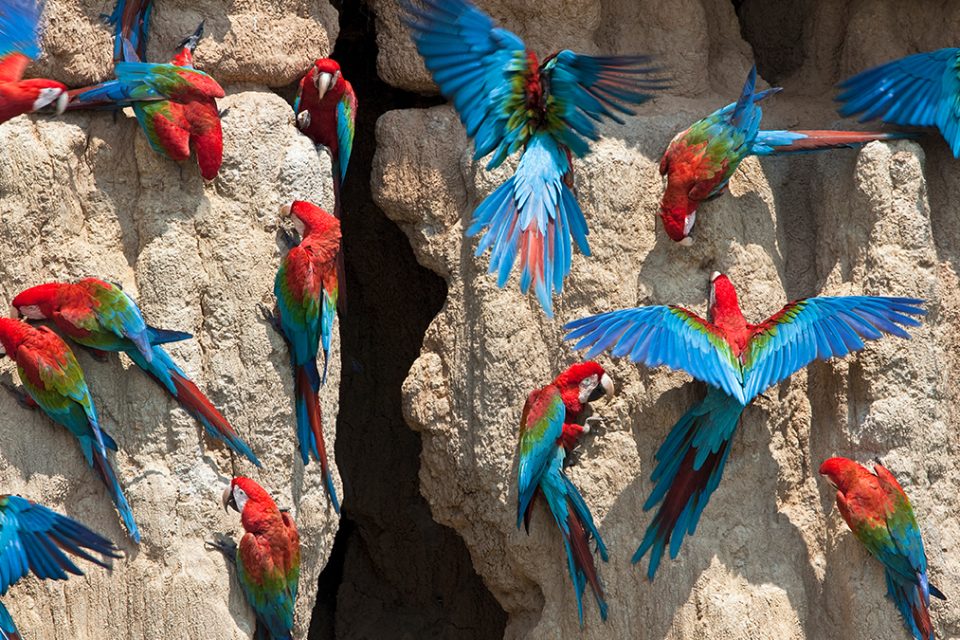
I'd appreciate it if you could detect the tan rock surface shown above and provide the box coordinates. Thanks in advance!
[372,2,960,638]
[0,87,340,638]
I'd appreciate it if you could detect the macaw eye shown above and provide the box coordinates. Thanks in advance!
[232,487,249,512]
[578,374,599,403]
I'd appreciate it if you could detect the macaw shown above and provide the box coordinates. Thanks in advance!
[11,278,261,467]
[263,201,341,512]
[820,457,946,640]
[564,272,925,578]
[67,3,224,181]
[836,48,960,158]
[517,361,614,625]
[294,58,356,218]
[211,477,300,640]
[103,0,153,63]
[659,65,910,244]
[403,0,666,317]
[0,318,140,543]
[0,494,121,639]
[0,0,67,125]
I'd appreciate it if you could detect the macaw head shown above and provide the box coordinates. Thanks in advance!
[553,361,615,414]
[658,204,697,246]
[707,271,742,321]
[10,282,64,321]
[0,317,32,358]
[20,79,68,115]
[819,457,864,495]
[222,477,279,529]
[310,58,343,100]
[282,200,341,243]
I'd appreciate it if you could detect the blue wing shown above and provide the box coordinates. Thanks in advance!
[516,386,564,528]
[0,495,119,595]
[563,305,746,404]
[0,0,43,63]
[402,0,527,168]
[336,91,355,184]
[104,0,153,64]
[741,296,925,402]
[837,48,960,156]
[0,601,17,640]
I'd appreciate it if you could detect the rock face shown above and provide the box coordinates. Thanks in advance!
[372,1,960,639]
[0,4,342,638]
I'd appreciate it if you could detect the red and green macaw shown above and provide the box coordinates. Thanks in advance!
[67,1,224,180]
[0,494,121,639]
[267,201,341,513]
[821,458,946,640]
[0,0,67,125]
[214,477,300,640]
[404,0,666,317]
[517,362,614,625]
[11,278,261,467]
[837,49,960,157]
[659,65,909,244]
[0,318,140,543]
[294,58,356,218]
[564,272,925,579]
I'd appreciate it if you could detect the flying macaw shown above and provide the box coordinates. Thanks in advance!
[11,278,261,467]
[836,48,960,157]
[0,494,121,639]
[517,361,614,625]
[294,58,356,218]
[659,65,910,244]
[211,477,300,640]
[0,0,67,125]
[403,0,666,317]
[67,1,224,180]
[564,272,925,578]
[0,318,140,543]
[820,457,946,640]
[264,201,341,512]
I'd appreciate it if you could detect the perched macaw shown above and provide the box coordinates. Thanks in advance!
[404,0,666,317]
[267,201,341,512]
[837,49,960,157]
[564,272,925,578]
[67,2,224,180]
[294,58,356,217]
[659,65,909,244]
[0,494,121,639]
[0,0,67,125]
[820,458,946,640]
[0,318,140,542]
[517,361,614,625]
[103,0,153,63]
[11,278,261,467]
[212,477,300,640]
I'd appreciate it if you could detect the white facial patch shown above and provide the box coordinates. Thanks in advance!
[32,88,63,112]
[293,216,306,236]
[18,305,44,320]
[232,486,249,513]
[578,374,599,404]
[683,210,696,237]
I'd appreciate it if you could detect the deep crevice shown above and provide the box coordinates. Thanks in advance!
[308,2,507,638]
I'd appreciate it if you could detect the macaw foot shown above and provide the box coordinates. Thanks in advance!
[257,303,284,337]
[0,382,36,411]
[204,533,238,567]
[583,415,606,433]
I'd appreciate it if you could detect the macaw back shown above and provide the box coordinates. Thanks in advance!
[236,512,300,639]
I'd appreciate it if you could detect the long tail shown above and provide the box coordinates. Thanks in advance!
[0,601,19,640]
[751,129,916,156]
[91,443,140,543]
[295,360,340,513]
[885,569,942,640]
[104,0,153,63]
[467,133,588,318]
[632,388,744,579]
[132,347,261,467]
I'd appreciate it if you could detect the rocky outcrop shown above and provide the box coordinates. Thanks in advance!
[371,1,960,639]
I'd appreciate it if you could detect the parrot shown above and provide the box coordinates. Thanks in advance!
[0,494,121,639]
[403,0,667,317]
[0,318,140,543]
[563,272,926,578]
[210,477,300,640]
[10,278,261,467]
[836,48,960,158]
[659,65,911,244]
[517,361,614,625]
[820,457,946,640]
[294,58,356,218]
[103,0,153,64]
[263,201,341,513]
[66,3,224,181]
[0,0,68,125]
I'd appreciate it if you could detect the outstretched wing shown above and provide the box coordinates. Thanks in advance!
[564,305,745,404]
[0,0,45,82]
[516,385,564,528]
[402,0,528,168]
[873,464,929,585]
[0,494,119,594]
[741,297,925,402]
[542,50,664,157]
[837,48,960,156]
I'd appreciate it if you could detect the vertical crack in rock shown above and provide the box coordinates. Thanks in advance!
[308,3,508,638]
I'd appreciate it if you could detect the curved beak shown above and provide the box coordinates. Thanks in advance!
[600,373,614,398]
[55,92,68,115]
[279,203,292,218]
[678,236,694,247]
[314,71,334,99]
[8,306,18,319]
[221,486,236,513]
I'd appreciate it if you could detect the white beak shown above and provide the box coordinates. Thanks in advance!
[600,373,614,397]
[314,72,334,99]
[55,92,68,115]
[710,271,721,282]
[280,203,292,217]
[679,236,694,247]
[8,306,18,319]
